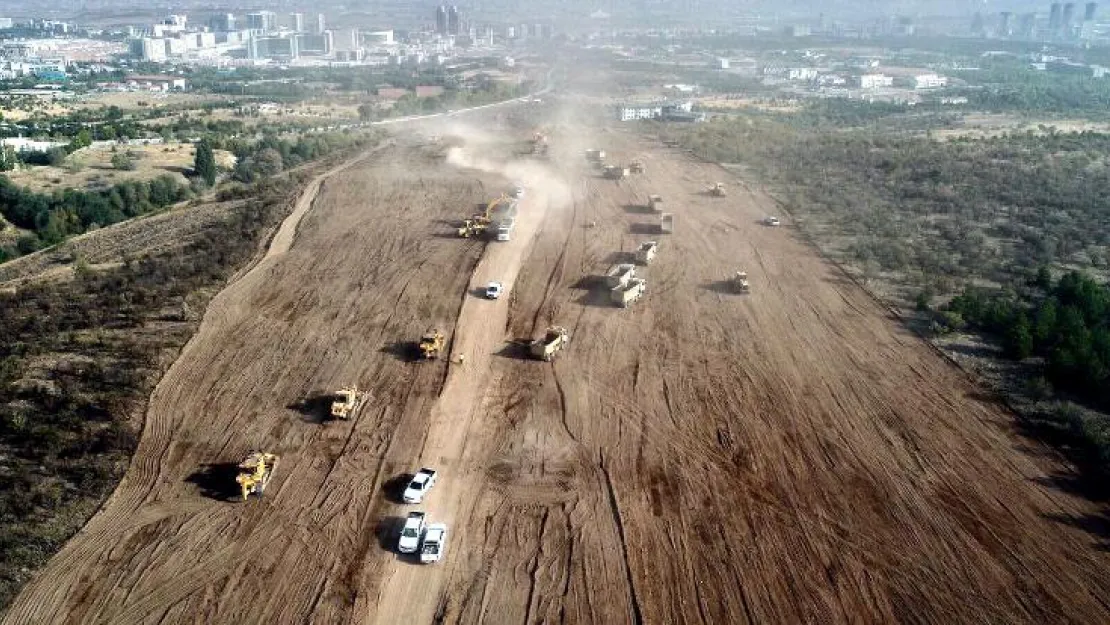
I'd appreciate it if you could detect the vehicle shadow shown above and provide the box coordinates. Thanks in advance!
[185,462,242,502]
[604,251,636,265]
[575,288,615,308]
[379,341,423,363]
[494,340,534,360]
[622,203,651,214]
[286,393,335,424]
[629,223,659,235]
[383,473,414,504]
[702,280,740,295]
[375,515,404,552]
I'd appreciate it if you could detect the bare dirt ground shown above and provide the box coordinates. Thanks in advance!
[5,103,1110,624]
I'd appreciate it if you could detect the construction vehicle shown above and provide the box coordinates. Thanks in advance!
[530,326,570,361]
[660,213,674,234]
[610,277,646,307]
[603,165,629,180]
[420,523,448,564]
[457,194,514,238]
[585,149,605,163]
[330,387,368,420]
[635,241,658,265]
[236,452,278,501]
[419,329,445,359]
[496,217,515,242]
[709,182,727,197]
[629,160,645,174]
[734,271,751,293]
[530,131,549,158]
[647,194,664,213]
[605,263,636,288]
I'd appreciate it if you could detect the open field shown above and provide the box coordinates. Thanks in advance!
[4,143,235,193]
[4,96,1110,624]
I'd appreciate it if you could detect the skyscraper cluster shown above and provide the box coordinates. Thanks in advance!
[435,5,461,36]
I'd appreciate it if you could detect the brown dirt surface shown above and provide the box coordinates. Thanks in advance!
[4,108,1110,624]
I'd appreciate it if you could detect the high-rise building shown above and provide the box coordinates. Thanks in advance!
[249,33,298,60]
[1020,12,1037,37]
[1063,3,1076,32]
[209,13,235,32]
[999,12,1012,36]
[1085,2,1098,20]
[435,5,448,35]
[1049,2,1063,32]
[290,13,305,32]
[315,13,326,34]
[447,5,460,35]
[245,11,276,33]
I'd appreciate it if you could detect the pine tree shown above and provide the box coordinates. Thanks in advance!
[193,140,217,187]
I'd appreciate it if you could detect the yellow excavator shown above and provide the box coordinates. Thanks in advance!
[236,452,278,501]
[457,194,508,238]
[330,387,368,420]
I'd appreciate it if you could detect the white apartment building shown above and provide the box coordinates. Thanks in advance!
[913,73,948,89]
[856,73,893,88]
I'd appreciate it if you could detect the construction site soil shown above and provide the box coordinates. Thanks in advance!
[5,113,1110,624]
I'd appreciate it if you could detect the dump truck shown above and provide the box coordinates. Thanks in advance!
[610,278,646,308]
[236,452,278,501]
[635,241,658,265]
[495,217,515,242]
[330,387,368,420]
[419,329,445,359]
[660,213,674,234]
[647,194,664,213]
[585,149,605,163]
[734,271,751,294]
[629,160,645,174]
[603,165,629,180]
[709,182,727,197]
[529,326,570,361]
[605,263,636,288]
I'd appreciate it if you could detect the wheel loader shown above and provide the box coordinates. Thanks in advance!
[236,452,278,501]
[330,387,368,420]
[419,329,445,359]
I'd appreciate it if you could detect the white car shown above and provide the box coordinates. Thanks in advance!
[485,281,504,299]
[510,185,525,198]
[764,216,781,227]
[420,523,448,564]
[397,511,426,554]
[402,468,437,504]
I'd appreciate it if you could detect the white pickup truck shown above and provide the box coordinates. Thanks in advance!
[397,511,426,554]
[420,523,448,564]
[402,468,438,504]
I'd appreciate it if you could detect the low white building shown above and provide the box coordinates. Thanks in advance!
[618,103,663,121]
[856,73,893,89]
[913,73,948,89]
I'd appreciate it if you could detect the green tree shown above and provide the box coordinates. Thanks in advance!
[193,139,217,186]
[111,152,135,171]
[1006,313,1034,360]
[357,102,375,121]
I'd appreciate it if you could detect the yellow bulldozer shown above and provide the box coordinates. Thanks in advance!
[236,452,278,501]
[330,386,368,420]
[419,329,445,359]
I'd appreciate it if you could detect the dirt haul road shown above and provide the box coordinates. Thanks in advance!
[6,126,1110,624]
